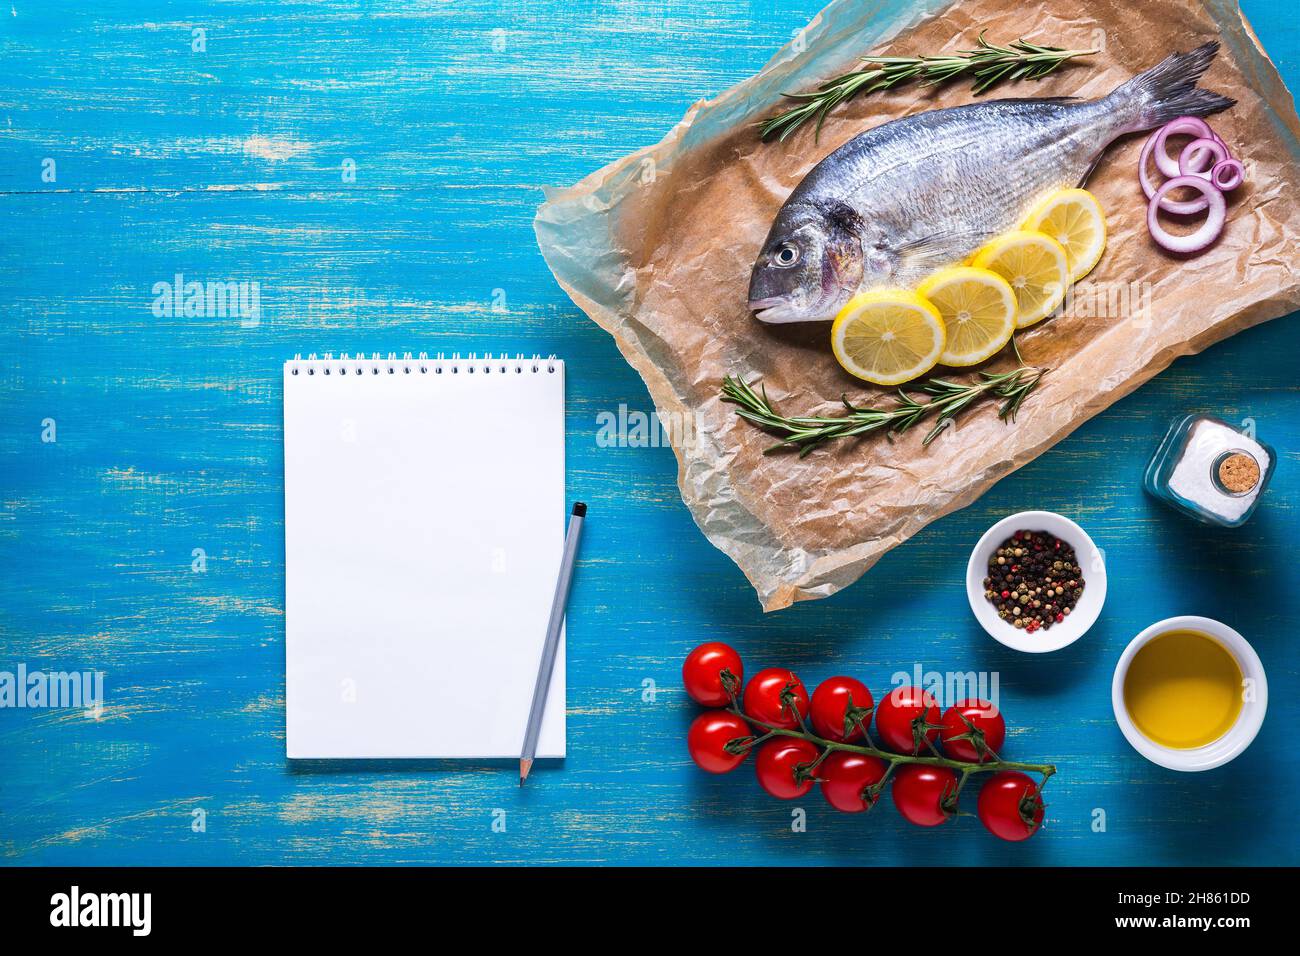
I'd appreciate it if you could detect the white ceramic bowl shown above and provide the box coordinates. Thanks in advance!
[966,510,1107,653]
[1111,616,1267,772]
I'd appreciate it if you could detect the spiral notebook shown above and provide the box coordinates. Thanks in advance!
[283,352,566,759]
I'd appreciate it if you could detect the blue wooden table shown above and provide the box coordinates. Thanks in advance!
[1,1,1296,866]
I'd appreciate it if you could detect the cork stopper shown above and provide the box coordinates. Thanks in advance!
[1217,452,1260,495]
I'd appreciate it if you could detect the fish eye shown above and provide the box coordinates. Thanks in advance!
[773,242,800,268]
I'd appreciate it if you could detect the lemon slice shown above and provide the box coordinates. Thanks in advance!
[830,289,946,385]
[1022,187,1107,282]
[916,266,1017,367]
[971,231,1069,328]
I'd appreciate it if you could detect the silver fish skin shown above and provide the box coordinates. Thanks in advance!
[749,42,1233,323]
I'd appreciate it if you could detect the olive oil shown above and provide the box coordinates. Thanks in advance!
[1123,630,1243,749]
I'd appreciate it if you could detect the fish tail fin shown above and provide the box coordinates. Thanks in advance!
[1110,41,1235,133]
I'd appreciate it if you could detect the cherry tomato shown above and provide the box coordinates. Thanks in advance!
[682,642,744,707]
[819,750,888,813]
[809,676,874,742]
[743,668,809,730]
[978,771,1045,842]
[754,738,820,799]
[686,711,752,774]
[939,699,1006,763]
[874,685,941,754]
[891,763,958,827]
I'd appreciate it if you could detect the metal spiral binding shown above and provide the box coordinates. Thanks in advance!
[287,353,559,376]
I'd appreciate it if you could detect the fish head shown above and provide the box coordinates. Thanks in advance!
[748,200,864,323]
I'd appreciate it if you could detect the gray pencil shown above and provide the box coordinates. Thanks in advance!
[519,502,585,785]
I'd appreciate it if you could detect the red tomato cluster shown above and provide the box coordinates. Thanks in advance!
[682,642,1045,842]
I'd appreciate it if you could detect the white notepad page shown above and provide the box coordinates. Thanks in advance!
[283,353,565,759]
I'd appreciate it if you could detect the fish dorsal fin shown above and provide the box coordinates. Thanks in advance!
[979,95,1080,107]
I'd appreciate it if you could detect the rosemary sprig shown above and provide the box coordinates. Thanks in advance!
[760,31,1098,142]
[720,363,1045,456]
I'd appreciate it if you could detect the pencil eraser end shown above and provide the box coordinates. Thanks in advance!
[572,502,587,517]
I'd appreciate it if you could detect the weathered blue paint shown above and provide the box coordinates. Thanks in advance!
[0,1,1296,865]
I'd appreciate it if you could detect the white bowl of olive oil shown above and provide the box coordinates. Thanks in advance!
[1112,616,1268,772]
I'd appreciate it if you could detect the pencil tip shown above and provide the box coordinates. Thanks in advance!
[519,758,533,785]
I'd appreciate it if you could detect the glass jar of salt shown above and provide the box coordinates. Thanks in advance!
[1143,415,1276,527]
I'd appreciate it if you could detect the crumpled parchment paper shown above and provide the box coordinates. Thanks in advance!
[534,0,1300,611]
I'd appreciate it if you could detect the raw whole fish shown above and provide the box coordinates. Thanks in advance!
[749,42,1232,323]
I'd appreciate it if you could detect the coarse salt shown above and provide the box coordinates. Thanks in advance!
[1166,418,1270,523]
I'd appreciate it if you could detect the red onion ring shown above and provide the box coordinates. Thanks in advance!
[1196,130,1231,168]
[1211,158,1245,191]
[1180,137,1228,180]
[1140,131,1209,215]
[1147,175,1227,253]
[1153,116,1216,178]
[1138,130,1163,200]
[1183,129,1229,175]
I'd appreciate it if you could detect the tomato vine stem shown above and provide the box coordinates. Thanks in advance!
[723,682,1056,810]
